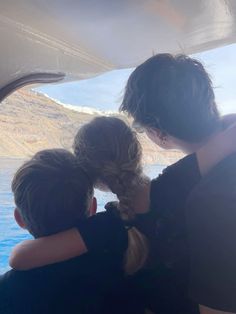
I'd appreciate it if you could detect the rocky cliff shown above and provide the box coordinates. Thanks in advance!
[0,88,183,165]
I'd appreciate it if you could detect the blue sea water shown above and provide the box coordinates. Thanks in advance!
[0,158,164,274]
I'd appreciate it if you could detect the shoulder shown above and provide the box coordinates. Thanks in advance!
[0,273,11,313]
[0,269,16,289]
[152,154,200,191]
[0,269,33,291]
[77,210,128,254]
[0,272,7,292]
[0,270,26,311]
[150,154,200,211]
[78,210,124,234]
[162,153,199,177]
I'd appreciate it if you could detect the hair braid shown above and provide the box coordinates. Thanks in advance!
[73,116,149,274]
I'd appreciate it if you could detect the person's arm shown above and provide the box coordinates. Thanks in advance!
[10,228,87,270]
[10,211,126,270]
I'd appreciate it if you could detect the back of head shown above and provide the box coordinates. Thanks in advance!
[12,149,93,238]
[74,116,148,274]
[121,53,220,142]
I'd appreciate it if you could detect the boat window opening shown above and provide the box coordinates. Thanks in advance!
[0,43,236,275]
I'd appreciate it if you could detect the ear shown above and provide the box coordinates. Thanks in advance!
[146,128,172,149]
[146,128,162,144]
[14,208,27,229]
[88,197,97,216]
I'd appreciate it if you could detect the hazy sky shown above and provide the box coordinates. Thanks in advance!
[38,43,236,114]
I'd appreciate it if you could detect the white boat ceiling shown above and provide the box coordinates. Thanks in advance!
[0,0,236,89]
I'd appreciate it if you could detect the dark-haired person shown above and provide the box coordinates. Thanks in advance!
[10,112,236,314]
[0,149,127,314]
[120,54,236,314]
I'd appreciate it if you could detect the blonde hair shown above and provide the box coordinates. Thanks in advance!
[73,116,149,274]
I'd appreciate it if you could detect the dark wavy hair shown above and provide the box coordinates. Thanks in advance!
[120,53,220,142]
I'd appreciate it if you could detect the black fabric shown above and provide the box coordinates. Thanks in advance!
[131,153,201,314]
[147,153,200,272]
[0,251,125,314]
[0,153,207,314]
[76,154,201,314]
[74,152,236,313]
[77,209,128,255]
[186,153,236,312]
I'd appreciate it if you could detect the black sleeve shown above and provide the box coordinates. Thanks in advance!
[186,154,236,312]
[76,211,128,254]
[150,153,201,214]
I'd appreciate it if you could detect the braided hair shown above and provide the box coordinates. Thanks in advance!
[73,116,149,274]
